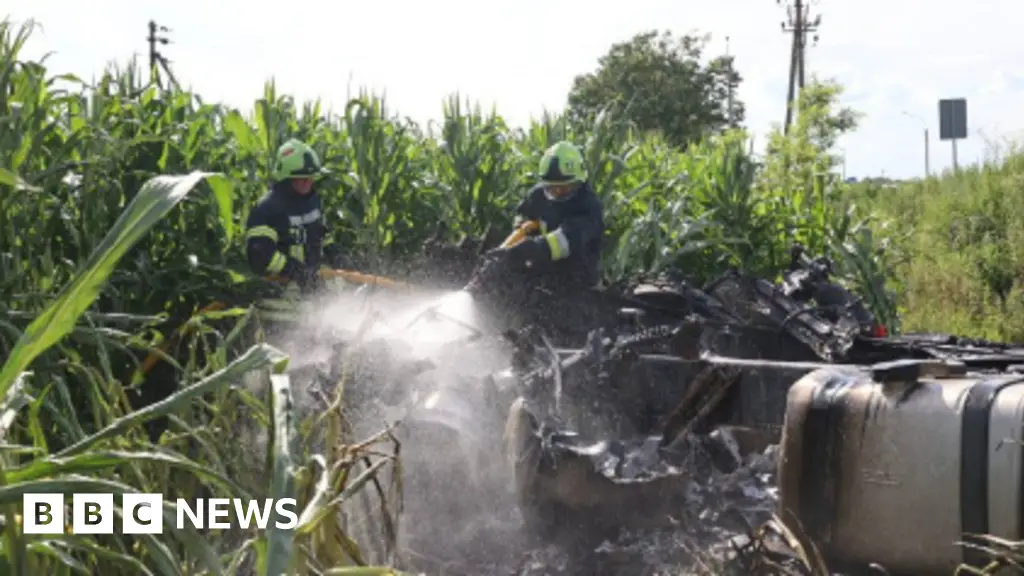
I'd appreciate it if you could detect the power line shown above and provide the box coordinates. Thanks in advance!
[778,0,821,134]
[146,20,180,91]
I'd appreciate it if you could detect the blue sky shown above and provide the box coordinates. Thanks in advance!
[10,0,1024,180]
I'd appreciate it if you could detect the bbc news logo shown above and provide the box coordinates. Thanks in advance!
[22,493,298,534]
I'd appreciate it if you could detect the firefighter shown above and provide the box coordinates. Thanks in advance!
[477,141,606,343]
[492,140,605,289]
[244,138,342,321]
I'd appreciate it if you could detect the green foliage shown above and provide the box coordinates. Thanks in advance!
[0,164,406,575]
[566,30,744,150]
[847,148,1024,342]
[763,79,862,179]
[756,80,900,331]
[0,18,407,575]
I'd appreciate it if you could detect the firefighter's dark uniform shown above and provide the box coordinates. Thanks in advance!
[480,140,606,343]
[245,181,337,322]
[512,180,604,289]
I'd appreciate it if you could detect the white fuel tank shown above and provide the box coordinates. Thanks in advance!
[778,358,1024,575]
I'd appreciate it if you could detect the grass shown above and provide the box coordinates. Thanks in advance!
[2,13,1023,575]
[846,148,1024,342]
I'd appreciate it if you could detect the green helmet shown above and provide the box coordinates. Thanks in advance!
[538,141,586,185]
[272,139,325,181]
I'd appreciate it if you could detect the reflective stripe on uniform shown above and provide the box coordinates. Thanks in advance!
[544,229,570,260]
[266,252,288,273]
[257,284,303,322]
[289,245,305,263]
[247,225,278,241]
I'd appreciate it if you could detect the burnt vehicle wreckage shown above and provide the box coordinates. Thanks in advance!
[320,226,1024,573]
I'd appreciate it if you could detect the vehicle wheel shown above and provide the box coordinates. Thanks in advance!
[504,397,563,539]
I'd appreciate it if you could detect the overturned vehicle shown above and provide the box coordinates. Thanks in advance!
[327,223,1024,570]
[489,254,1024,573]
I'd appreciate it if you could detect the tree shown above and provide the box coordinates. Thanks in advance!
[762,78,862,181]
[567,30,744,150]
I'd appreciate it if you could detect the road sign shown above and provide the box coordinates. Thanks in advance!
[938,98,967,141]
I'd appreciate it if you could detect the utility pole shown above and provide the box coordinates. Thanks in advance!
[925,127,932,175]
[779,0,821,134]
[146,20,180,91]
[901,110,931,177]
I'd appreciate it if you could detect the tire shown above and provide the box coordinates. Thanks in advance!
[503,397,560,539]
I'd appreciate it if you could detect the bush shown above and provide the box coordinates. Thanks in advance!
[848,148,1024,342]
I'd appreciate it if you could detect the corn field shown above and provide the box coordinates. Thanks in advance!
[0,17,901,575]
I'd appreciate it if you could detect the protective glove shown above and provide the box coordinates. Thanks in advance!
[505,238,549,268]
